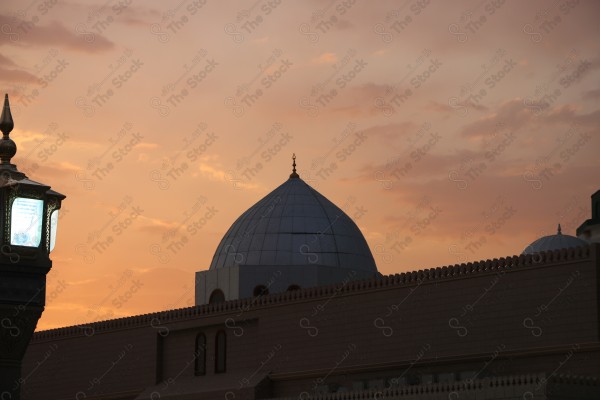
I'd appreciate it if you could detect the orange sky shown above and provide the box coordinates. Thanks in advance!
[0,0,598,330]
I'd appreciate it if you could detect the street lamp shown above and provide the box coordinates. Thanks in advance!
[0,94,66,399]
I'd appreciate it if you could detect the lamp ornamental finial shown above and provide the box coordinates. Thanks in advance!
[557,223,562,235]
[0,94,14,136]
[289,153,299,178]
[0,94,17,165]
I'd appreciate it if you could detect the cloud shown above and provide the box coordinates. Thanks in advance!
[15,128,102,154]
[426,100,489,114]
[335,19,354,30]
[196,161,260,190]
[312,53,337,64]
[120,16,148,26]
[134,142,159,150]
[0,53,39,83]
[0,54,15,66]
[198,162,228,181]
[460,98,600,143]
[582,88,600,101]
[363,160,599,261]
[328,104,364,116]
[12,128,48,145]
[40,266,194,330]
[317,83,401,117]
[544,104,600,129]
[19,160,81,182]
[361,121,416,143]
[460,98,535,139]
[46,161,81,173]
[107,4,161,27]
[0,66,39,83]
[136,216,180,236]
[352,148,477,188]
[0,15,114,53]
[350,82,388,98]
[66,278,98,285]
[425,101,453,114]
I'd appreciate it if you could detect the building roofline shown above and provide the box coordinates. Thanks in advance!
[577,218,599,235]
[32,244,596,342]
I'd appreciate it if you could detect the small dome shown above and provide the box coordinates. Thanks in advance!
[209,176,377,273]
[522,224,588,255]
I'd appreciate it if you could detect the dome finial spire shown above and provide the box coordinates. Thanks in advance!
[557,223,562,235]
[289,153,299,178]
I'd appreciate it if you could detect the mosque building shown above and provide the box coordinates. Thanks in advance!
[196,155,378,306]
[19,159,600,400]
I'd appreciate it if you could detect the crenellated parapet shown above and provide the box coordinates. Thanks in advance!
[32,244,595,342]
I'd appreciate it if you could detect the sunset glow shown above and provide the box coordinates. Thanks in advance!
[0,0,598,330]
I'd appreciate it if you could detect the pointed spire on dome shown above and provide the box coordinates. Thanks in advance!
[289,153,299,179]
[0,94,17,166]
[557,223,562,235]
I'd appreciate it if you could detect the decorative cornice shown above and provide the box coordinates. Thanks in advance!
[268,342,600,382]
[32,245,594,342]
[265,373,599,400]
[548,374,600,386]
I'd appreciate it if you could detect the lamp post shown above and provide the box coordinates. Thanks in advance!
[0,94,65,398]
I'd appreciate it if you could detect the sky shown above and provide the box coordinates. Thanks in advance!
[0,0,598,330]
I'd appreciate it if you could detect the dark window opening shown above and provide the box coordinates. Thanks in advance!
[215,330,226,373]
[253,285,269,297]
[209,289,225,304]
[194,333,206,376]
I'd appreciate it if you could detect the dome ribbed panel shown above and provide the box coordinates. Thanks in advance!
[209,178,377,273]
[522,234,588,255]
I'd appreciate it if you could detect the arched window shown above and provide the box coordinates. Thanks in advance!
[287,284,300,291]
[194,333,206,376]
[253,285,269,297]
[209,289,225,304]
[215,330,226,373]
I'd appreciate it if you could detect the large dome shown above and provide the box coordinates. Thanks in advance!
[209,175,377,273]
[522,224,588,255]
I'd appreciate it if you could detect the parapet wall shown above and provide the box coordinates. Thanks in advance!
[32,245,596,342]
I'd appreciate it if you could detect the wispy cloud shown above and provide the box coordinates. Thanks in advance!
[0,15,114,52]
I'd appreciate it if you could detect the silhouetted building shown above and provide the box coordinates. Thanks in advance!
[577,190,600,243]
[20,163,600,400]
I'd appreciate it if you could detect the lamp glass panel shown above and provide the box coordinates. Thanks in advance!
[50,210,59,252]
[11,197,44,247]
